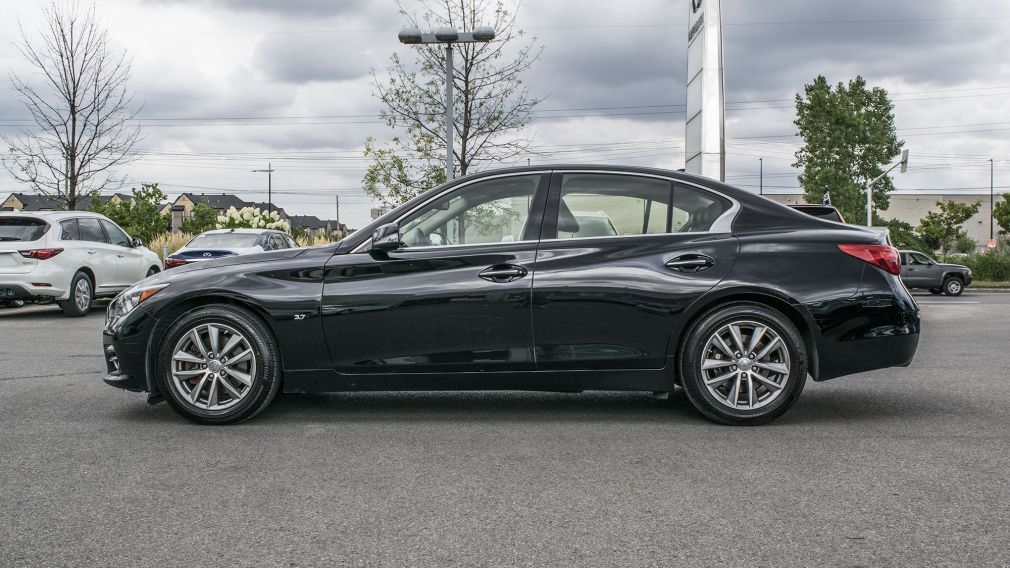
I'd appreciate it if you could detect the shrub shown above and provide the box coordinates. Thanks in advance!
[216,206,290,232]
[148,232,194,260]
[960,252,1010,281]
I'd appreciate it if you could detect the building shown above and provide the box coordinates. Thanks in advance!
[764,191,1005,247]
[370,206,391,220]
[2,193,63,211]
[288,215,349,239]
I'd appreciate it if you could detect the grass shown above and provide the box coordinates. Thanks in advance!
[968,280,1010,289]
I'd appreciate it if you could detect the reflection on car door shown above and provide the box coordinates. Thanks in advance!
[320,173,549,378]
[100,220,145,287]
[530,172,740,377]
[77,217,118,292]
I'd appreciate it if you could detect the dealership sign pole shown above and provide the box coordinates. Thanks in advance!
[685,0,725,181]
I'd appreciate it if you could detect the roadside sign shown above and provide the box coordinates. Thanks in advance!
[987,239,998,249]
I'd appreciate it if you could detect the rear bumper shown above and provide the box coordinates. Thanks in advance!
[811,273,920,381]
[0,281,67,300]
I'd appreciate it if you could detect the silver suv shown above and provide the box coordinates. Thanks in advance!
[0,211,162,316]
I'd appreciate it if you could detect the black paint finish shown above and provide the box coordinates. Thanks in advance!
[103,165,920,401]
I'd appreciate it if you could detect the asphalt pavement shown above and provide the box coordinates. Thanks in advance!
[1,293,1009,567]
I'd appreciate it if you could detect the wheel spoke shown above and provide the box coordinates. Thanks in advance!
[173,368,205,378]
[217,376,242,399]
[705,370,738,385]
[713,334,735,358]
[173,350,204,364]
[747,375,756,407]
[224,367,252,386]
[745,325,766,356]
[206,377,219,408]
[728,325,746,354]
[750,369,784,391]
[228,349,253,366]
[754,361,789,375]
[207,325,220,355]
[702,358,734,370]
[754,336,781,361]
[190,330,209,359]
[189,375,208,404]
[725,375,741,408]
[219,334,242,358]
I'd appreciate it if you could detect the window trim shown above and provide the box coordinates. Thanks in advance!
[540,170,740,243]
[350,170,553,253]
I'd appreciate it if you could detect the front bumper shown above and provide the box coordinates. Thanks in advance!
[102,307,159,393]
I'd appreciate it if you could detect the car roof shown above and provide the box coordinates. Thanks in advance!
[0,210,107,220]
[197,228,278,235]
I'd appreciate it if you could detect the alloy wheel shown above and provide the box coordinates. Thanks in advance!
[170,323,257,411]
[74,278,91,312]
[700,320,791,410]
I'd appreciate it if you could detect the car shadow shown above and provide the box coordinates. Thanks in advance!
[0,301,109,319]
[113,384,953,427]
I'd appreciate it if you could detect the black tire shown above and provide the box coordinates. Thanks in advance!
[3,299,25,309]
[157,304,281,425]
[679,302,807,426]
[146,266,159,278]
[928,288,942,295]
[943,277,964,296]
[58,271,93,317]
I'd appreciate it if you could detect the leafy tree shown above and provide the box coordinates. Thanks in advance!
[917,200,981,257]
[90,183,169,244]
[364,0,543,207]
[1,2,141,210]
[880,218,931,253]
[794,75,904,224]
[180,202,218,235]
[994,192,1010,236]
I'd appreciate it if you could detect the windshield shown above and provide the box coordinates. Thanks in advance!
[187,233,262,249]
[0,217,47,242]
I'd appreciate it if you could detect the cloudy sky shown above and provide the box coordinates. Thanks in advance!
[1,0,1009,229]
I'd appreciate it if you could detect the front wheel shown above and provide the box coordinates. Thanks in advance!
[943,277,964,296]
[157,305,281,425]
[679,302,807,425]
[58,271,93,317]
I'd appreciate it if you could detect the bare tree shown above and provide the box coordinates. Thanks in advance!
[2,1,142,210]
[364,0,542,207]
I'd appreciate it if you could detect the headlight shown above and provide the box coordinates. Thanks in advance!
[109,283,170,321]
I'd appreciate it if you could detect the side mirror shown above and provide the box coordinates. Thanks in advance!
[131,237,143,248]
[926,260,935,266]
[370,223,401,252]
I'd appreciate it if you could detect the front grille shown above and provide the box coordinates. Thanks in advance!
[104,344,120,373]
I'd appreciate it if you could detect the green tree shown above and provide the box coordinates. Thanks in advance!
[91,183,169,244]
[180,202,218,235]
[881,218,931,253]
[363,0,542,207]
[917,200,981,257]
[794,75,904,224]
[994,192,1010,235]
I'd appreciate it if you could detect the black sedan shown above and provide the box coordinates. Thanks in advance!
[103,166,920,425]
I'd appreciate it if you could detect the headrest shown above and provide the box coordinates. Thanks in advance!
[558,199,581,233]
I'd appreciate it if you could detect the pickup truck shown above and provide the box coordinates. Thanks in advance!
[899,250,972,296]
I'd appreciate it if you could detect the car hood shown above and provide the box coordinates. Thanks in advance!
[163,247,307,275]
[938,263,969,271]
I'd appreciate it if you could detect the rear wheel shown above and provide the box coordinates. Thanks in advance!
[679,302,807,425]
[157,305,281,425]
[146,266,159,278]
[943,277,964,296]
[58,271,93,317]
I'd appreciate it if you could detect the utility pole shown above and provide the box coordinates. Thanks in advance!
[759,158,763,195]
[991,158,995,241]
[252,163,275,214]
[335,194,340,228]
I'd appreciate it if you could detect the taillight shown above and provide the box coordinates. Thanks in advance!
[19,248,63,260]
[838,244,901,275]
[164,257,189,269]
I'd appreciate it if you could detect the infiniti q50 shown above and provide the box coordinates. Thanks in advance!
[102,166,920,425]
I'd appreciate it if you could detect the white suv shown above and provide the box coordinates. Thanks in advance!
[0,211,163,316]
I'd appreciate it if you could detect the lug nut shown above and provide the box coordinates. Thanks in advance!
[201,364,207,369]
[731,365,738,371]
[735,352,742,358]
[742,373,748,379]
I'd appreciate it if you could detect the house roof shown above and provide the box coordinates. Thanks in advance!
[288,215,324,229]
[4,193,62,211]
[181,193,251,210]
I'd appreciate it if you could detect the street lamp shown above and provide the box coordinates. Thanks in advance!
[867,149,909,226]
[398,25,496,180]
[252,163,275,215]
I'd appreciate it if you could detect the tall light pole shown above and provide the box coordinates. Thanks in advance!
[759,158,763,195]
[252,163,275,215]
[398,26,496,181]
[990,158,995,241]
[867,149,909,226]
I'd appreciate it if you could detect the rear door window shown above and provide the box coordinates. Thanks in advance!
[0,217,47,242]
[78,218,108,243]
[60,219,81,240]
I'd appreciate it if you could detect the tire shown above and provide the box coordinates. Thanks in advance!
[157,304,281,425]
[943,277,964,296]
[58,271,93,317]
[146,266,159,278]
[679,302,807,426]
[928,288,942,295]
[3,299,25,309]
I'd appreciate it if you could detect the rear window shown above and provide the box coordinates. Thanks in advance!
[187,233,262,249]
[0,217,48,242]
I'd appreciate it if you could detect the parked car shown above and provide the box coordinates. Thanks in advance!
[899,250,972,296]
[787,204,845,223]
[164,229,298,269]
[0,211,162,316]
[103,166,919,425]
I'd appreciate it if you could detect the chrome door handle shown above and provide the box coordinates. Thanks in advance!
[478,265,528,282]
[87,250,96,254]
[665,254,715,272]
[116,253,125,258]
